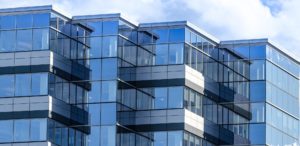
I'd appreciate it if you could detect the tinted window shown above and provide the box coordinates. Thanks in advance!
[68,128,75,146]
[250,60,265,80]
[169,28,185,42]
[33,28,49,50]
[101,81,116,102]
[31,73,48,95]
[0,120,13,142]
[137,48,153,66]
[103,21,118,35]
[101,103,116,125]
[249,124,266,144]
[16,14,32,28]
[100,126,116,146]
[153,29,168,43]
[168,87,183,108]
[250,81,266,102]
[0,15,15,29]
[15,74,31,96]
[251,103,265,123]
[234,45,249,59]
[33,13,49,27]
[154,132,167,146]
[169,43,184,64]
[30,119,47,141]
[250,45,266,59]
[155,44,168,65]
[90,59,101,80]
[102,36,117,57]
[87,21,102,36]
[16,29,32,51]
[101,58,117,80]
[89,37,101,58]
[0,30,16,52]
[88,126,100,146]
[89,81,101,103]
[75,131,82,146]
[168,131,183,146]
[0,75,14,97]
[154,87,168,109]
[89,104,101,125]
[14,120,30,142]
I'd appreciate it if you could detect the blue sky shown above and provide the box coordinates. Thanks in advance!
[0,0,299,58]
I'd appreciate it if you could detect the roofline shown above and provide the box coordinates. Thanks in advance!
[186,21,220,44]
[267,39,300,64]
[0,5,72,19]
[139,20,220,44]
[1,5,298,63]
[73,13,138,27]
[220,38,300,64]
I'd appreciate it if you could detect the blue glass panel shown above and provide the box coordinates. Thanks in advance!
[89,81,101,103]
[87,21,102,36]
[250,81,266,102]
[30,119,47,141]
[101,58,117,80]
[250,102,265,123]
[185,29,191,43]
[61,127,68,146]
[90,59,101,80]
[54,123,62,145]
[33,13,50,27]
[100,126,116,146]
[0,15,15,29]
[101,103,116,125]
[250,60,265,80]
[154,132,167,146]
[89,37,101,58]
[88,126,100,146]
[155,44,168,65]
[168,131,183,146]
[250,45,266,59]
[249,124,266,144]
[68,128,75,146]
[75,131,82,146]
[101,81,116,102]
[154,87,168,109]
[14,119,30,142]
[103,21,118,35]
[0,75,14,97]
[0,30,16,52]
[33,28,49,50]
[16,29,32,51]
[89,104,101,125]
[31,73,48,95]
[169,28,185,42]
[102,36,117,57]
[168,87,183,108]
[16,14,32,28]
[0,120,13,142]
[153,29,168,43]
[169,43,184,64]
[15,74,31,96]
[234,45,249,59]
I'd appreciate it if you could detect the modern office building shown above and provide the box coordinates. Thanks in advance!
[0,5,298,146]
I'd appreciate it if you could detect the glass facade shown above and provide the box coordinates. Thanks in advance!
[0,5,299,146]
[0,7,90,146]
[221,42,300,146]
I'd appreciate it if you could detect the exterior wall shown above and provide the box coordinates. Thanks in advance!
[220,40,299,146]
[0,5,299,146]
[0,6,90,146]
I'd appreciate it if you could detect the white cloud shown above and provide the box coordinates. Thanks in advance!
[0,0,299,58]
